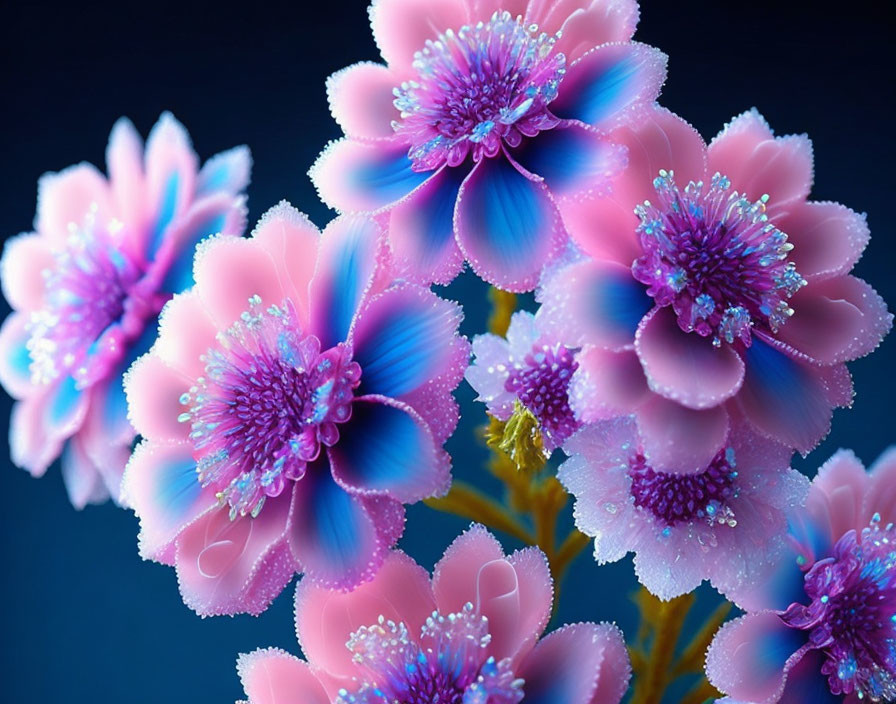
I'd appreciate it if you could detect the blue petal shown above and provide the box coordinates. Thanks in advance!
[8,336,31,380]
[455,157,559,289]
[312,217,380,349]
[330,401,432,498]
[590,268,653,337]
[778,650,841,704]
[750,622,807,682]
[48,375,83,428]
[352,148,430,205]
[159,212,228,293]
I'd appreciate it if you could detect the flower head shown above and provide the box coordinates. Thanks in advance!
[122,202,469,615]
[558,417,808,600]
[466,310,580,453]
[541,107,891,472]
[0,113,249,507]
[707,448,896,703]
[312,0,666,290]
[237,525,631,704]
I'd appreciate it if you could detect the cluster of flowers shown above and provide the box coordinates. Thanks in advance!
[1,0,894,701]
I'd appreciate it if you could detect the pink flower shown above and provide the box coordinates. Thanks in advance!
[558,417,808,600]
[466,311,581,452]
[311,0,667,291]
[706,449,896,703]
[0,113,249,508]
[541,106,892,472]
[122,201,469,615]
[237,525,631,704]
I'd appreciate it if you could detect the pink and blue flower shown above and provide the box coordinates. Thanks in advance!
[237,525,631,703]
[312,0,666,291]
[122,202,469,615]
[0,113,249,507]
[707,449,896,703]
[541,107,892,472]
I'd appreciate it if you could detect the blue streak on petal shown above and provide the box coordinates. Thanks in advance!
[9,337,32,379]
[352,148,430,207]
[556,54,640,125]
[49,374,82,427]
[159,213,227,293]
[590,271,653,337]
[312,471,365,569]
[157,452,202,519]
[150,172,181,256]
[515,127,609,192]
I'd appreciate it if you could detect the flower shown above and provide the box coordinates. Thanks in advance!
[0,113,249,508]
[558,417,808,600]
[237,524,631,704]
[706,448,896,703]
[311,0,667,291]
[122,201,469,615]
[540,107,892,472]
[466,310,581,453]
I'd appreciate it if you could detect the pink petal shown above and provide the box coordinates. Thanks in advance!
[809,449,869,540]
[193,234,286,329]
[237,649,329,704]
[706,612,808,704]
[868,447,896,527]
[466,0,527,21]
[310,138,432,214]
[197,145,251,197]
[124,353,190,442]
[0,313,34,399]
[776,275,891,364]
[105,117,148,247]
[9,391,64,477]
[294,550,435,681]
[387,166,466,285]
[77,390,133,501]
[635,307,745,409]
[774,200,869,281]
[309,215,389,349]
[635,394,730,473]
[144,112,199,239]
[1,233,55,313]
[560,193,641,267]
[36,163,112,243]
[517,622,631,704]
[250,201,321,326]
[708,109,813,206]
[327,62,401,140]
[122,439,217,562]
[369,0,469,73]
[154,292,218,378]
[362,494,407,549]
[569,346,650,421]
[550,42,668,130]
[175,493,295,616]
[735,335,852,454]
[432,523,505,609]
[538,0,640,62]
[454,156,566,292]
[537,259,652,350]
[288,466,385,590]
[60,434,109,510]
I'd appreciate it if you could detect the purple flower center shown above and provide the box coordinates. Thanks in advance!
[393,10,566,171]
[504,341,579,450]
[28,213,159,386]
[338,604,524,704]
[179,296,361,520]
[781,514,896,701]
[632,170,806,347]
[628,447,739,528]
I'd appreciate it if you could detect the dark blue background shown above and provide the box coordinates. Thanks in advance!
[1,1,894,701]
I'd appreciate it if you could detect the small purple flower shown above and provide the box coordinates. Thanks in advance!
[0,113,249,507]
[312,0,666,290]
[465,311,580,452]
[707,449,896,703]
[558,417,808,600]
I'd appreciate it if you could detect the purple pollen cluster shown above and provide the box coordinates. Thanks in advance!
[393,10,566,171]
[781,514,896,701]
[338,604,524,704]
[178,295,360,520]
[628,447,739,528]
[632,170,806,347]
[28,212,160,386]
[504,341,579,450]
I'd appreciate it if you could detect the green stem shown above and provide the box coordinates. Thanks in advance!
[424,482,533,544]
